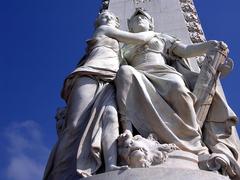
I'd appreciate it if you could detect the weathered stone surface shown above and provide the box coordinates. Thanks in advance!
[84,167,229,180]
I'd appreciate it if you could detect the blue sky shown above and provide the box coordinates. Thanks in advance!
[0,1,239,179]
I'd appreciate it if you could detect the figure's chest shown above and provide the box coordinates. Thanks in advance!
[123,37,165,60]
[146,37,165,52]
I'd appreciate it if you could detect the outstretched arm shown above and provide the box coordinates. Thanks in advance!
[95,25,155,45]
[172,40,223,58]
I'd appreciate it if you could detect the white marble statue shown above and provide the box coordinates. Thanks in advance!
[44,10,157,179]
[44,7,240,180]
[115,9,240,179]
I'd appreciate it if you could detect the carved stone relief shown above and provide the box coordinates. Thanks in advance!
[184,13,198,22]
[181,3,196,14]
[190,32,205,43]
[118,134,178,168]
[187,22,203,33]
[179,0,206,43]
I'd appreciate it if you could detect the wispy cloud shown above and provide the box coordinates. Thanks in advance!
[6,155,45,180]
[3,120,50,180]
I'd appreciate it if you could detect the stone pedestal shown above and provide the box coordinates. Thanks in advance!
[84,167,229,180]
[83,150,229,180]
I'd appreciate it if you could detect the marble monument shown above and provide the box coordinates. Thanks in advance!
[44,1,240,179]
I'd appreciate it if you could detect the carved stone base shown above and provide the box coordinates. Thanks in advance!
[84,167,229,180]
[83,150,229,180]
[156,150,199,170]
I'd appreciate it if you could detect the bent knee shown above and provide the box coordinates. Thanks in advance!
[116,65,135,80]
[115,65,136,87]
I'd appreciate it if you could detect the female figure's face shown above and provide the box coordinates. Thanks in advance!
[130,14,151,33]
[97,12,119,28]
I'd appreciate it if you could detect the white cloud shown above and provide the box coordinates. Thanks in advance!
[6,155,45,180]
[4,120,50,180]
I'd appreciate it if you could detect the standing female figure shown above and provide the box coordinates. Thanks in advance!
[44,10,155,179]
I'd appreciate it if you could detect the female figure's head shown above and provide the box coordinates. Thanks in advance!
[128,8,154,33]
[95,10,120,28]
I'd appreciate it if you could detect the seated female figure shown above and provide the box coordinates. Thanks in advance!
[115,10,240,178]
